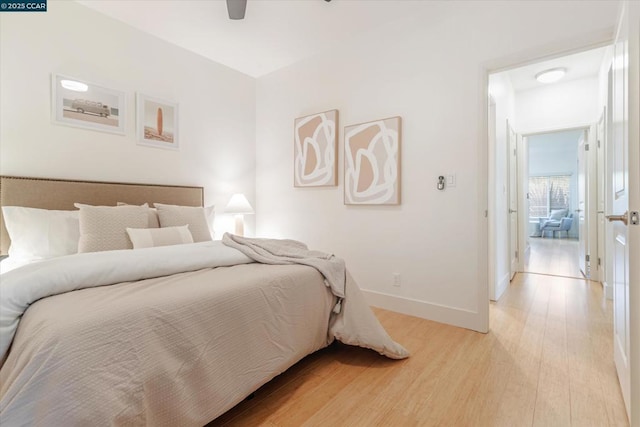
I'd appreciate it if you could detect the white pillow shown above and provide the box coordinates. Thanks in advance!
[2,206,80,261]
[76,202,159,228]
[126,225,194,249]
[549,209,567,220]
[154,203,214,242]
[78,205,149,253]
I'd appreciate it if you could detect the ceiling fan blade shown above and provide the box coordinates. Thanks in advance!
[226,0,247,20]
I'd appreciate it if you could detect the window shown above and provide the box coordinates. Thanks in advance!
[529,175,571,218]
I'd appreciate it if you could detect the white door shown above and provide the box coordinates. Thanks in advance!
[577,130,589,278]
[596,111,606,284]
[507,122,518,279]
[609,26,631,418]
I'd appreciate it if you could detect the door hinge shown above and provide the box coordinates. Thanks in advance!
[515,251,519,259]
[513,148,517,156]
[585,144,590,151]
[598,257,601,267]
[597,139,601,148]
[586,254,590,263]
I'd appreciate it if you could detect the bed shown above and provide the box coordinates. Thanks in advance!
[0,176,407,426]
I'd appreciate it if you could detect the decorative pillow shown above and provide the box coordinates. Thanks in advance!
[549,209,567,220]
[78,205,149,253]
[154,203,214,242]
[116,202,148,207]
[116,202,160,228]
[126,225,194,249]
[2,206,79,261]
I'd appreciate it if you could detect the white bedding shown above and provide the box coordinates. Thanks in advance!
[0,257,35,275]
[0,239,408,425]
[1,263,333,425]
[0,241,253,362]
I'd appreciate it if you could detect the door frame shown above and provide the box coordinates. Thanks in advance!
[596,109,607,286]
[507,121,520,278]
[577,128,591,278]
[517,133,528,274]
[519,125,592,279]
[483,36,614,309]
[482,8,638,424]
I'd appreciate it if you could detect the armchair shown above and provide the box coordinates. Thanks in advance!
[539,210,573,238]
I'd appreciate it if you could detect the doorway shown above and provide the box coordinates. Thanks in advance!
[484,11,638,423]
[487,45,610,301]
[524,129,583,279]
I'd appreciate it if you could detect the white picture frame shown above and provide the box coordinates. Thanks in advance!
[51,73,125,135]
[136,93,179,151]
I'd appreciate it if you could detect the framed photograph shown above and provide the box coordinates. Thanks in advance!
[294,109,338,187]
[136,93,179,150]
[344,116,401,205]
[51,74,125,135]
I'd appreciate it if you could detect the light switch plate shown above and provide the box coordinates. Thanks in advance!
[447,174,456,187]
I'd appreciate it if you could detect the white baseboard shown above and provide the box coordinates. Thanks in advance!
[493,272,510,301]
[361,289,483,332]
[603,280,613,300]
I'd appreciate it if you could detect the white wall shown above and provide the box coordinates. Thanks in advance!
[255,1,619,330]
[514,77,600,134]
[0,1,256,236]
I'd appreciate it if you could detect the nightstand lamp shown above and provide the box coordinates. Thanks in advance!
[224,193,254,237]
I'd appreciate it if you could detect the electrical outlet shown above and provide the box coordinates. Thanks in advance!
[393,273,401,287]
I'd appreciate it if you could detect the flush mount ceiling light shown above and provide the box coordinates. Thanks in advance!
[226,0,331,20]
[535,67,567,84]
[60,79,88,92]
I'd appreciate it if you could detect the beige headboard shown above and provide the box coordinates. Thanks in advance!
[0,176,204,255]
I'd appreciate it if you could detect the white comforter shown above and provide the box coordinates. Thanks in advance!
[0,241,253,363]
[0,239,408,425]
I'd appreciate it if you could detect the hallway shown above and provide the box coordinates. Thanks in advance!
[524,237,583,278]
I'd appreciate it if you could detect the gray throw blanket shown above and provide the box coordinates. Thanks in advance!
[222,233,346,299]
[222,233,410,359]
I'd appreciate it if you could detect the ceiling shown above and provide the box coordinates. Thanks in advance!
[505,46,608,92]
[77,0,431,78]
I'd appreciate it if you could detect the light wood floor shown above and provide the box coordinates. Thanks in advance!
[212,273,629,426]
[525,237,583,279]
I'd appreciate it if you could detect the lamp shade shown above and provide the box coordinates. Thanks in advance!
[225,193,254,214]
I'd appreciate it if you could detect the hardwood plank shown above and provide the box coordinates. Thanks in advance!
[492,275,549,427]
[524,237,583,278]
[306,322,462,425]
[209,273,629,427]
[565,279,616,426]
[532,279,571,426]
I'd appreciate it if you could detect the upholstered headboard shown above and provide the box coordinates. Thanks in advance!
[0,176,204,255]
